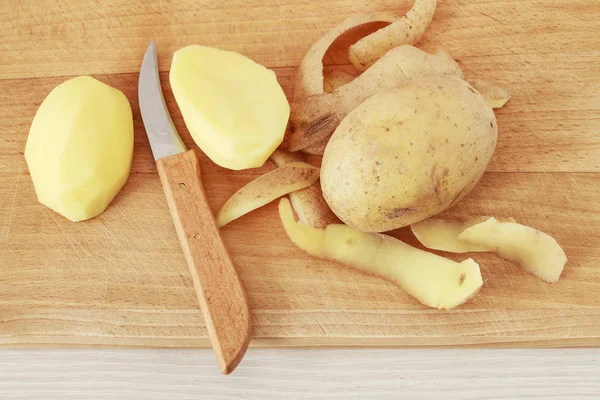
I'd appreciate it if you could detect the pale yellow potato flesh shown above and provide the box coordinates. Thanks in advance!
[25,76,133,222]
[411,217,491,253]
[470,79,512,109]
[170,45,290,170]
[279,198,483,309]
[216,162,319,227]
[458,217,567,283]
[349,0,437,71]
[270,150,339,229]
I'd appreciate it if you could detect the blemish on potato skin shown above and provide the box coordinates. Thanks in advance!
[459,273,466,286]
[385,207,418,219]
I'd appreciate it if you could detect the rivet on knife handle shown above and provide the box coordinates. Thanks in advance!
[138,40,251,374]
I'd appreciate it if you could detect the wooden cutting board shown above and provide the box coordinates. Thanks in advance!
[1,0,599,349]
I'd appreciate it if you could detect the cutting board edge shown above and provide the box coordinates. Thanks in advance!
[3,337,600,349]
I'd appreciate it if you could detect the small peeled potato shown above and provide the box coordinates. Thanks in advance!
[321,76,497,232]
[279,198,482,309]
[170,45,290,170]
[25,76,133,222]
[216,162,319,227]
[459,217,567,283]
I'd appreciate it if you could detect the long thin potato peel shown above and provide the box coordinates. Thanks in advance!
[349,0,437,71]
[279,198,482,309]
[458,217,567,283]
[217,162,319,227]
[470,79,512,109]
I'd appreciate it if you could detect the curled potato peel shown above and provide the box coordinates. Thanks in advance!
[349,0,437,71]
[216,161,319,227]
[294,12,398,100]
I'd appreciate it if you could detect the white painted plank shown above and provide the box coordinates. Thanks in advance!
[0,349,599,399]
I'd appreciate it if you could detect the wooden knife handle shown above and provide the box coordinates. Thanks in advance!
[156,149,251,375]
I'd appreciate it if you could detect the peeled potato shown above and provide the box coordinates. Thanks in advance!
[170,45,290,170]
[279,198,482,309]
[459,217,567,283]
[25,76,133,222]
[216,162,319,227]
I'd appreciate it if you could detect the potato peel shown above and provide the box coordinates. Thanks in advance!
[270,150,339,229]
[286,45,464,152]
[216,162,319,227]
[279,198,482,309]
[323,67,359,93]
[411,217,492,253]
[294,12,398,101]
[470,79,512,109]
[349,0,437,71]
[459,217,567,283]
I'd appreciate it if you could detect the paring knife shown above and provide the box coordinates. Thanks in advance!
[138,41,251,374]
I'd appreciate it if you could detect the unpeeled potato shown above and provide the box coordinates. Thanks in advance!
[321,76,497,232]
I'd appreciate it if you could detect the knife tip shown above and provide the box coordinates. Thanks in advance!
[147,40,156,53]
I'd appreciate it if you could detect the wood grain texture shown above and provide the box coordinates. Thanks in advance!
[1,349,600,399]
[157,150,251,373]
[1,0,600,349]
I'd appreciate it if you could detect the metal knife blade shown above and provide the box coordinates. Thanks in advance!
[138,40,187,161]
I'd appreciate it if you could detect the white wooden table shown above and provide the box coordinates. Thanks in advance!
[1,349,599,399]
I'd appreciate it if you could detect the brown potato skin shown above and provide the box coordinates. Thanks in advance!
[321,76,497,233]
